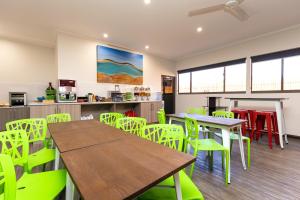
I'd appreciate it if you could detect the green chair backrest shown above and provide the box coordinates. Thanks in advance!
[46,113,71,124]
[0,130,29,168]
[157,109,166,124]
[185,117,199,140]
[100,112,124,127]
[212,110,234,119]
[6,118,47,145]
[142,124,184,152]
[186,107,207,116]
[0,154,17,200]
[116,117,147,137]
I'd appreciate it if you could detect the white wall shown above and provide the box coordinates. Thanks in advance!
[57,33,175,97]
[0,38,57,102]
[176,26,300,136]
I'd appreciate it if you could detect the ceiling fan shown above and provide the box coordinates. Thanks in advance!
[188,0,249,21]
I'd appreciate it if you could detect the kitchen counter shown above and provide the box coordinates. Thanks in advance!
[28,100,162,106]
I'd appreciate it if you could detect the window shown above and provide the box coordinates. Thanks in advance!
[177,58,246,94]
[284,55,300,90]
[252,59,282,91]
[225,63,247,92]
[192,67,224,93]
[251,48,300,92]
[178,72,190,93]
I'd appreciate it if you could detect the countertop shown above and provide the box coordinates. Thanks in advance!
[27,100,163,106]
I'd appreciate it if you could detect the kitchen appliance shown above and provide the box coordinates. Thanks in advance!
[57,79,77,103]
[109,91,123,102]
[9,92,27,107]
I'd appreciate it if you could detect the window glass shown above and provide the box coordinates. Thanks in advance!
[178,72,190,93]
[225,63,247,92]
[284,55,300,90]
[252,59,281,91]
[192,67,224,93]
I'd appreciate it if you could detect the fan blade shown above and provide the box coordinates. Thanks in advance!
[188,4,224,17]
[224,6,249,21]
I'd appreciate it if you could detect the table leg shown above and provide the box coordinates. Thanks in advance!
[169,117,173,124]
[229,100,235,111]
[275,101,284,149]
[222,128,231,184]
[173,172,182,200]
[238,126,247,170]
[66,172,75,200]
[54,147,60,170]
[281,101,289,144]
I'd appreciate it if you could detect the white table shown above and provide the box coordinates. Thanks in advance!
[226,97,288,149]
[167,113,247,184]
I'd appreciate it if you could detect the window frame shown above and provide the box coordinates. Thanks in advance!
[177,58,247,95]
[251,47,300,93]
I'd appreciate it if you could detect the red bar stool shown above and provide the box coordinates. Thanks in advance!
[231,109,250,137]
[255,111,279,149]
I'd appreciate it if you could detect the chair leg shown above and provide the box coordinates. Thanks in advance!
[189,149,198,177]
[230,140,233,155]
[225,150,229,186]
[221,151,224,169]
[246,138,251,168]
[209,151,214,171]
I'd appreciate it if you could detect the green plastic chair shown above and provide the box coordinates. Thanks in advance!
[116,117,147,137]
[157,109,166,124]
[46,113,71,124]
[99,112,124,127]
[46,113,72,147]
[139,124,204,200]
[0,154,66,200]
[185,117,229,185]
[212,110,251,168]
[6,119,55,173]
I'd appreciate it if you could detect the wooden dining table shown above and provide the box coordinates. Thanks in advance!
[48,120,195,200]
[167,113,247,184]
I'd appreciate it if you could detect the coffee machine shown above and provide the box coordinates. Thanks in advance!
[57,79,77,102]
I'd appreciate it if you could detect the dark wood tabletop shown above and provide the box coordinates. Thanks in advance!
[48,120,127,152]
[167,113,246,127]
[50,120,195,200]
[61,136,195,200]
[48,120,100,135]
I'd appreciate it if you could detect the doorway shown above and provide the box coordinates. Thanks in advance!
[161,75,175,114]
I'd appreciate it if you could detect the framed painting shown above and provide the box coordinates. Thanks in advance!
[97,45,143,85]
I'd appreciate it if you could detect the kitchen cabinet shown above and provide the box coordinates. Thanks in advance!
[139,102,162,123]
[0,107,30,131]
[30,104,81,121]
[30,105,57,118]
[57,104,81,121]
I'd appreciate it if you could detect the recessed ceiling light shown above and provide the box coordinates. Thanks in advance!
[103,33,108,38]
[145,45,150,50]
[197,27,203,33]
[144,0,151,5]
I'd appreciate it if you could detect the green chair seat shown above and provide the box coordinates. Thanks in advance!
[27,148,56,173]
[0,155,66,200]
[138,170,204,200]
[189,139,228,151]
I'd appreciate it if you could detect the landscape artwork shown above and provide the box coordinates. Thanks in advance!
[97,45,143,85]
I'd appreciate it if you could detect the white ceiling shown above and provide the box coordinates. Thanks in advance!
[1,0,300,60]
